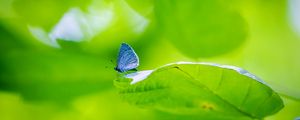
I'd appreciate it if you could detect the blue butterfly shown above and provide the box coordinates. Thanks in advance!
[114,43,139,73]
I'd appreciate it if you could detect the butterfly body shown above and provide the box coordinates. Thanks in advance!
[115,43,139,73]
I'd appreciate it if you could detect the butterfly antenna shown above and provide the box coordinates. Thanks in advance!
[110,59,114,64]
[104,59,116,70]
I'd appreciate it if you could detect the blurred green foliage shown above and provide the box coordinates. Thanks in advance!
[155,0,247,57]
[0,0,299,120]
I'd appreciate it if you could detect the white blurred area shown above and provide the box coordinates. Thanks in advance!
[288,0,300,37]
[28,0,149,48]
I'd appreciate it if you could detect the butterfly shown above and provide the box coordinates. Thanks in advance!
[114,43,139,73]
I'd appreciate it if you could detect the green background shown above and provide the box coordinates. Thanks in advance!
[0,0,299,120]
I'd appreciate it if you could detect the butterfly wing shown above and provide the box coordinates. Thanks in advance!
[115,43,139,72]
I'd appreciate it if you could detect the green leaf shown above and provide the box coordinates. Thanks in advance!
[154,0,247,58]
[114,62,283,119]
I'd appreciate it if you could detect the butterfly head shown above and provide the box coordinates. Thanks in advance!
[114,67,123,73]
